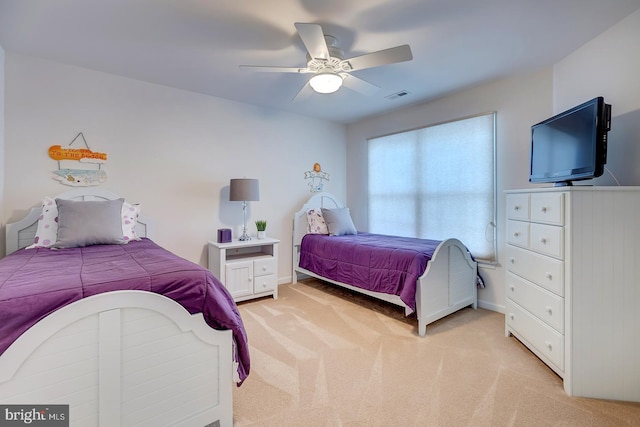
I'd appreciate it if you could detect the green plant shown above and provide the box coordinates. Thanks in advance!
[255,220,267,231]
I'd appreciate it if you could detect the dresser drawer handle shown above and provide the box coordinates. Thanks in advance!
[545,341,553,351]
[509,285,515,292]
[513,232,520,237]
[541,206,548,213]
[545,272,553,280]
[509,313,514,320]
[509,257,515,264]
[539,237,547,244]
[513,205,520,211]
[545,306,553,315]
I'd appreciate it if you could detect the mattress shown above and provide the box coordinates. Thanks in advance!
[299,232,441,311]
[0,238,250,383]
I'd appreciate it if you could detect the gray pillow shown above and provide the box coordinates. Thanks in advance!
[53,198,126,248]
[321,207,358,236]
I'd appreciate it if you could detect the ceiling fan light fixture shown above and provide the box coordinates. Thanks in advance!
[309,70,343,94]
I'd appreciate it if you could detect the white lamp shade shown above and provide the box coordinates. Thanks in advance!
[309,71,343,94]
[229,179,260,201]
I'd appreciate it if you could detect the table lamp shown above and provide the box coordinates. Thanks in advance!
[229,178,260,241]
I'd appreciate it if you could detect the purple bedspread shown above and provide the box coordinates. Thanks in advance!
[299,232,442,311]
[0,238,250,384]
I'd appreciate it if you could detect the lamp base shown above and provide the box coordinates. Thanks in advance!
[238,233,251,241]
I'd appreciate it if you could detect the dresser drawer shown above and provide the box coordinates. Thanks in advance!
[506,272,564,333]
[506,193,530,220]
[254,257,275,277]
[507,299,564,371]
[530,192,564,225]
[506,220,529,248]
[530,223,564,259]
[506,245,564,296]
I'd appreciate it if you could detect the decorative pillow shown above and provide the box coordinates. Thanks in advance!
[26,197,59,248]
[321,207,358,236]
[122,202,142,241]
[306,208,329,234]
[52,198,126,248]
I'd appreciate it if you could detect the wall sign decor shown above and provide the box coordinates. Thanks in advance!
[304,162,330,192]
[49,132,108,186]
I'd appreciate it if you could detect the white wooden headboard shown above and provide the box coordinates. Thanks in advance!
[6,188,154,254]
[292,192,343,248]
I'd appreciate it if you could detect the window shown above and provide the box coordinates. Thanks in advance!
[368,112,496,262]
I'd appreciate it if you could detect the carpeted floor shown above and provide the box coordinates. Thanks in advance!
[232,279,640,426]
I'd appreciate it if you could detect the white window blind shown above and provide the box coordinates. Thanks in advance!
[368,112,496,261]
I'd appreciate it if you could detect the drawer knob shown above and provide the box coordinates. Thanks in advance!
[509,285,515,291]
[539,237,547,244]
[513,232,520,237]
[541,206,548,213]
[545,306,553,315]
[509,257,515,264]
[262,266,267,271]
[514,205,520,211]
[509,313,514,320]
[545,341,553,351]
[545,272,553,280]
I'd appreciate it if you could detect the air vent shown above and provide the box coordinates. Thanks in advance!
[385,90,410,100]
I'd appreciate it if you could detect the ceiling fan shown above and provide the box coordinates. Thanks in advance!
[240,23,413,99]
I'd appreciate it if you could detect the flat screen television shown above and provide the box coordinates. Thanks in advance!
[529,96,611,186]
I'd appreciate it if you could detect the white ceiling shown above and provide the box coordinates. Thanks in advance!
[1,0,639,124]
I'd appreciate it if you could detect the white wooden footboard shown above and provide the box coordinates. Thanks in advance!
[416,238,478,336]
[0,291,233,427]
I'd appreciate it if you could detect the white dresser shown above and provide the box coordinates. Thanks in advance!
[505,187,640,402]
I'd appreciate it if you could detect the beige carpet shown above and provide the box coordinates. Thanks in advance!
[233,279,640,426]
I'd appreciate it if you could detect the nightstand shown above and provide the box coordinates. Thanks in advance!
[208,238,279,302]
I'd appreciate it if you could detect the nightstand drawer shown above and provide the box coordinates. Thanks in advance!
[506,220,529,248]
[507,299,564,371]
[506,245,564,296]
[254,273,277,293]
[254,257,275,277]
[507,272,564,333]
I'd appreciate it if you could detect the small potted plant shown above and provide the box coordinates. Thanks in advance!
[255,220,267,239]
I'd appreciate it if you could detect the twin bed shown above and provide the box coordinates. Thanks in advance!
[0,189,245,427]
[0,189,479,426]
[292,192,479,336]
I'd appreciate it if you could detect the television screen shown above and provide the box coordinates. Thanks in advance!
[529,97,610,186]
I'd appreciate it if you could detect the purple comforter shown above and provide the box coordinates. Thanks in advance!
[299,232,442,312]
[0,238,250,384]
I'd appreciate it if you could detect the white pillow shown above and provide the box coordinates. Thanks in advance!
[306,208,329,234]
[27,197,59,248]
[122,202,142,241]
[26,197,142,248]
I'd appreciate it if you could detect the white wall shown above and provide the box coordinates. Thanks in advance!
[554,8,640,186]
[346,69,553,313]
[346,8,640,313]
[3,53,347,279]
[0,45,4,256]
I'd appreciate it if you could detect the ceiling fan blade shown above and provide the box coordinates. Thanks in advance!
[345,44,413,71]
[239,65,311,73]
[292,81,314,102]
[294,22,330,60]
[341,74,380,96]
